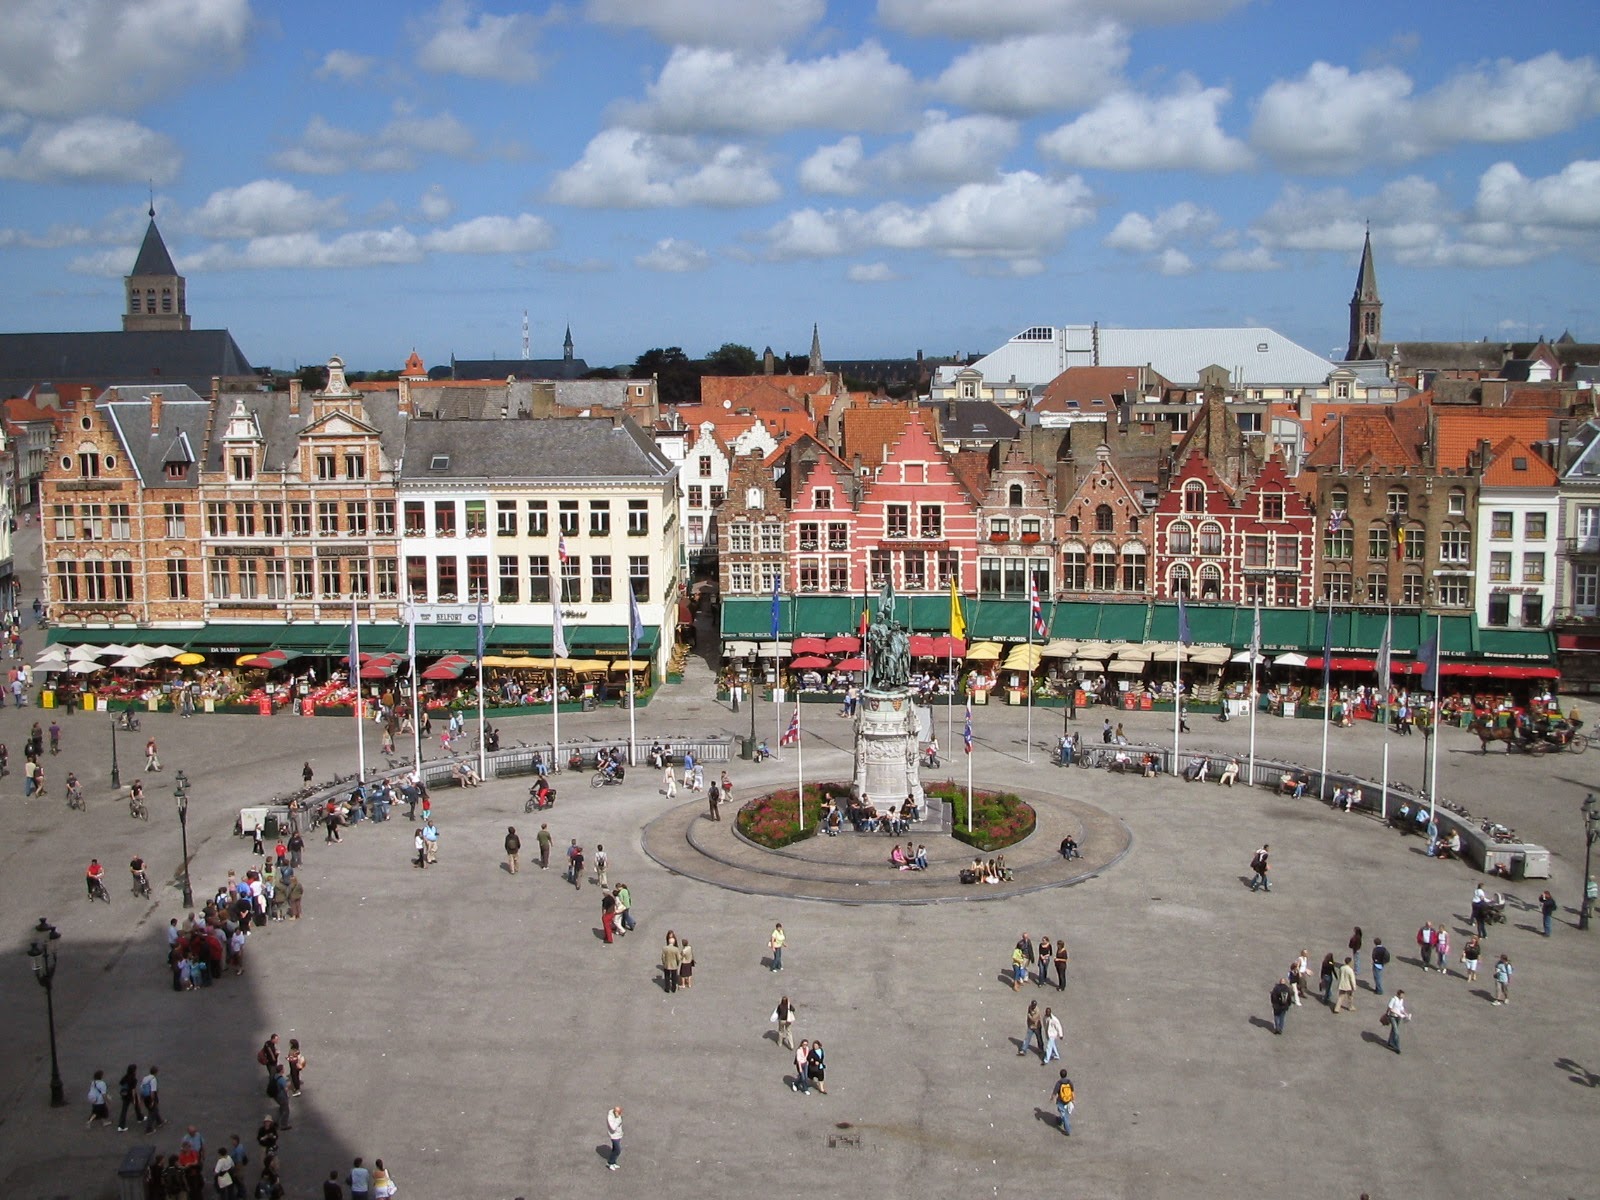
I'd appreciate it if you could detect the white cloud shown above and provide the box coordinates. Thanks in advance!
[1251,63,1416,172]
[1250,177,1451,255]
[798,113,1018,195]
[1039,79,1251,171]
[421,213,555,254]
[272,107,478,174]
[549,128,780,208]
[543,256,613,273]
[1213,245,1280,271]
[846,261,897,282]
[798,138,867,195]
[623,43,917,136]
[877,0,1246,39]
[184,179,345,239]
[1154,247,1194,275]
[1474,160,1600,230]
[1416,53,1600,145]
[413,0,544,84]
[315,50,374,81]
[419,185,455,222]
[176,228,426,272]
[586,0,823,47]
[763,170,1096,262]
[635,238,711,272]
[1104,201,1218,253]
[935,28,1130,116]
[0,116,180,184]
[0,0,250,119]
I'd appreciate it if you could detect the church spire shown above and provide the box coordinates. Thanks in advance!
[807,322,823,375]
[563,324,574,362]
[124,208,189,332]
[1345,224,1381,360]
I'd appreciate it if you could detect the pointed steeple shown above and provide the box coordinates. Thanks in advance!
[563,324,574,362]
[124,206,189,331]
[807,323,823,376]
[1345,224,1381,360]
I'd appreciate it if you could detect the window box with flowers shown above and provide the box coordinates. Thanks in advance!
[1020,532,1041,544]
[989,532,1010,543]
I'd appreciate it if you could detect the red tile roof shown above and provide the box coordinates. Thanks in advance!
[1481,436,1557,488]
[1301,411,1419,470]
[1035,366,1149,412]
[1435,410,1557,470]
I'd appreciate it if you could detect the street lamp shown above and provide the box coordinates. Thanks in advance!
[26,918,65,1108]
[109,714,120,789]
[174,770,193,909]
[1581,793,1600,932]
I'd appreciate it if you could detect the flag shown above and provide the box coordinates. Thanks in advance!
[1176,593,1192,646]
[780,707,800,746]
[557,533,568,565]
[858,603,869,638]
[769,573,781,640]
[1394,524,1407,560]
[1249,599,1261,662]
[963,699,973,754]
[1375,613,1393,685]
[1320,600,1334,695]
[475,601,486,662]
[949,575,967,641]
[1415,632,1439,693]
[1030,578,1046,639]
[551,590,568,660]
[628,586,645,656]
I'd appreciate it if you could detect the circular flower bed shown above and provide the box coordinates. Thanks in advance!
[736,782,849,849]
[926,784,1035,851]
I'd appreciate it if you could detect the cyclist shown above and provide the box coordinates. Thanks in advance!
[86,858,106,900]
[129,855,150,897]
[65,772,82,808]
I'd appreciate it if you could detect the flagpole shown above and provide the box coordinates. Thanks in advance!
[1428,612,1442,805]
[1247,597,1259,787]
[946,642,954,749]
[407,605,421,771]
[1172,650,1182,777]
[551,578,563,776]
[796,703,804,830]
[1025,596,1035,765]
[351,593,365,784]
[1380,741,1390,824]
[965,697,973,831]
[1318,596,1332,803]
[627,660,637,767]
[626,588,642,767]
[475,602,487,781]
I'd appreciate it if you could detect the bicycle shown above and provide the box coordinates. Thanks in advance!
[87,875,110,904]
[66,783,86,811]
[131,870,151,899]
[129,794,148,821]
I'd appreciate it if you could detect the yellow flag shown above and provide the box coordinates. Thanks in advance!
[949,574,967,640]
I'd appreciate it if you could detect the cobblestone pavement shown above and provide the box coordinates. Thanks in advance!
[0,577,1596,1198]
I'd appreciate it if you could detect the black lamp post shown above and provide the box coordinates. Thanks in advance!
[1581,793,1599,932]
[27,918,65,1108]
[109,714,120,789]
[174,771,193,909]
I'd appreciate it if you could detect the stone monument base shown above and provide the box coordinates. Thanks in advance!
[852,686,926,817]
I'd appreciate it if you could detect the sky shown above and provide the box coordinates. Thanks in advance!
[1,0,1598,374]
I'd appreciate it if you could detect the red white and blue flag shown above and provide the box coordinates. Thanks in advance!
[1030,578,1046,639]
[963,699,973,754]
[558,533,569,565]
[780,707,801,746]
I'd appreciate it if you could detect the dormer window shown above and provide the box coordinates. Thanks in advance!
[345,453,366,479]
[231,453,254,481]
[166,462,187,481]
[814,488,832,511]
[429,455,450,472]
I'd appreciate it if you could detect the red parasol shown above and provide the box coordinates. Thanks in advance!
[792,637,829,654]
[822,635,860,654]
[834,656,868,671]
[789,655,833,670]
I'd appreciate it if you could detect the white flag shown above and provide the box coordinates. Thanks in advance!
[551,585,569,660]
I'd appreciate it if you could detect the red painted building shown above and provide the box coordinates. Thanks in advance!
[855,415,980,595]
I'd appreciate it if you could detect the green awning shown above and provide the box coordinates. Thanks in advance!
[787,596,854,636]
[902,595,956,633]
[971,598,1029,640]
[721,597,775,639]
[1257,609,1310,651]
[412,625,477,654]
[183,623,285,652]
[1476,628,1556,663]
[1094,602,1153,642]
[1049,602,1102,638]
[45,628,193,647]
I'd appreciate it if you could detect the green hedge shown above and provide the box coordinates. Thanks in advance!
[736,781,849,848]
[928,784,1036,851]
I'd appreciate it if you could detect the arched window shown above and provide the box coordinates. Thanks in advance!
[1094,504,1114,532]
[1008,483,1024,506]
[1090,542,1117,591]
[1198,564,1222,599]
[1062,542,1086,591]
[1198,522,1223,555]
[1168,521,1192,556]
[1183,481,1205,513]
[1169,564,1191,597]
[1121,542,1147,593]
[745,486,763,510]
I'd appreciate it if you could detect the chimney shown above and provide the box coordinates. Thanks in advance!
[149,391,163,433]
[397,375,411,416]
[289,378,301,417]
[210,376,221,400]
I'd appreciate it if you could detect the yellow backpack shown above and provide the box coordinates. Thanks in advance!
[1057,1080,1074,1105]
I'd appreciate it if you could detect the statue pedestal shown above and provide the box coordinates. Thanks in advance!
[852,687,926,818]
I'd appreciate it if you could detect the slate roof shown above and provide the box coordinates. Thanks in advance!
[450,356,589,381]
[969,325,1335,389]
[0,329,253,397]
[98,386,211,489]
[202,390,408,474]
[932,399,1018,442]
[1379,342,1505,372]
[399,416,673,482]
[131,218,178,276]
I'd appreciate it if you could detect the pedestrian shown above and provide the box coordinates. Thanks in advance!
[286,874,304,921]
[1540,889,1557,937]
[257,1036,280,1090]
[769,922,785,971]
[116,1063,142,1131]
[1248,844,1271,892]
[776,995,797,1049]
[1492,954,1513,1005]
[1036,936,1053,987]
[594,843,608,889]
[807,1040,827,1094]
[605,1105,624,1170]
[1043,1007,1063,1063]
[662,764,677,798]
[1021,1000,1042,1058]
[423,820,438,863]
[286,1040,306,1096]
[1348,926,1363,975]
[413,828,427,869]
[1462,934,1482,982]
[1010,943,1027,991]
[707,782,721,821]
[537,823,552,869]
[1417,921,1435,970]
[678,935,694,988]
[661,931,682,992]
[569,841,584,889]
[256,1116,279,1162]
[302,761,314,785]
[349,1158,371,1200]
[228,1134,250,1200]
[613,884,633,935]
[1052,1071,1075,1135]
[1101,718,1112,744]
[1318,953,1337,1007]
[1434,925,1451,976]
[323,1171,343,1200]
[1471,885,1488,938]
[371,1160,396,1199]
[213,1148,236,1198]
[86,1069,111,1129]
[139,1065,162,1131]
[1371,937,1390,995]
[504,826,521,874]
[1383,990,1410,1053]
[1332,956,1357,1013]
[1053,939,1068,990]
[1270,976,1293,1035]
[601,889,617,944]
[793,1039,811,1094]
[146,738,162,771]
[565,839,579,883]
[720,770,733,803]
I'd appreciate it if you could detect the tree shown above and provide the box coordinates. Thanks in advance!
[703,343,759,376]
[631,347,700,406]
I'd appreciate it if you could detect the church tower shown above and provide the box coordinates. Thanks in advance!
[1345,227,1381,360]
[807,323,824,375]
[124,208,189,332]
[563,324,574,363]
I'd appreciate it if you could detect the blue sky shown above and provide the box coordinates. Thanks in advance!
[1,0,1598,374]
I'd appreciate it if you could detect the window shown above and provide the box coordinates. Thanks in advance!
[814,488,832,511]
[990,517,1011,540]
[1525,512,1547,540]
[316,454,336,481]
[77,450,99,478]
[728,523,752,552]
[1244,535,1268,567]
[698,455,713,478]
[344,452,365,480]
[1091,544,1117,591]
[1008,483,1025,506]
[320,559,342,599]
[1401,572,1424,606]
[205,503,228,538]
[829,558,850,592]
[435,557,457,600]
[1387,488,1408,516]
[759,521,783,552]
[110,558,133,602]
[1168,522,1192,555]
[1489,552,1512,582]
[561,555,581,601]
[318,502,339,537]
[1061,546,1086,591]
[903,551,926,590]
[262,502,284,538]
[1576,565,1600,616]
[1170,564,1192,597]
[1335,380,1350,399]
[1095,504,1114,532]
[759,562,783,595]
[687,516,704,547]
[237,557,259,600]
[1439,528,1471,564]
[266,560,287,600]
[1368,523,1389,561]
[293,558,314,599]
[629,556,649,600]
[798,522,820,550]
[1330,487,1349,512]
[376,559,398,599]
[108,504,130,540]
[1490,511,1513,540]
[729,563,753,593]
[167,557,189,600]
[938,549,960,587]
[52,505,75,540]
[793,558,818,592]
[231,453,254,481]
[558,501,579,537]
[1486,593,1509,626]
[528,556,551,602]
[585,501,610,537]
[1183,481,1205,513]
[1437,577,1469,607]
[709,486,725,506]
[1403,525,1424,561]
[1524,595,1544,626]
[919,505,943,539]
[1198,564,1222,599]
[590,556,612,602]
[434,502,456,537]
[1021,518,1042,540]
[466,556,488,602]
[1523,552,1545,583]
[465,501,487,537]
[871,549,892,589]
[402,502,426,536]
[234,503,255,537]
[54,559,78,602]
[628,500,648,535]
[1261,493,1284,522]
[1198,523,1223,555]
[828,522,849,551]
[1275,537,1299,570]
[79,504,104,540]
[1322,570,1352,602]
[208,558,230,600]
[1244,578,1267,605]
[1366,570,1388,604]
[687,485,703,508]
[1003,557,1027,598]
[1121,544,1146,593]
[496,502,517,536]
[1447,489,1466,516]
[527,501,548,537]
[886,504,909,539]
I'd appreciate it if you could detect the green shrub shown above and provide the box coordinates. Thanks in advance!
[735,782,848,848]
[929,784,1036,851]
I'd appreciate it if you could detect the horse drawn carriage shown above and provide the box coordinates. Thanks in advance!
[1469,715,1587,755]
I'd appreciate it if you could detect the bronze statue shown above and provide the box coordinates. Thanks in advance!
[866,582,911,689]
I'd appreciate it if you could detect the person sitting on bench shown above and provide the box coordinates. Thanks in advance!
[1183,756,1207,782]
[1217,758,1240,787]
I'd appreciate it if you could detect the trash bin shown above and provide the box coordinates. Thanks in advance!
[264,813,280,839]
[582,696,597,712]
[740,736,755,761]
[116,1144,155,1200]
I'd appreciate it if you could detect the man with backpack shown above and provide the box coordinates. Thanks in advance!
[1052,1071,1075,1135]
[1270,976,1294,1035]
[1249,845,1271,892]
